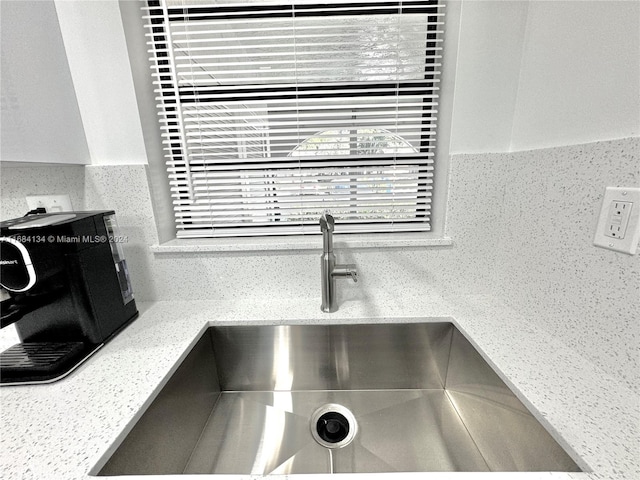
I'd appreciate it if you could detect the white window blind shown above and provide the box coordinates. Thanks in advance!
[144,0,445,238]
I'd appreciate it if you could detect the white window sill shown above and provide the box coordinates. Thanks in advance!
[150,233,453,253]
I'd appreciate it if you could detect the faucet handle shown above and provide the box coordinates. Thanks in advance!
[333,264,358,283]
[348,268,358,283]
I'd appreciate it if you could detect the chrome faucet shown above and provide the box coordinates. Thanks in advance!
[320,212,358,313]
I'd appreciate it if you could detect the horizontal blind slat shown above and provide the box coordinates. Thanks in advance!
[172,193,433,206]
[154,82,441,95]
[179,171,434,182]
[169,166,434,180]
[175,224,431,238]
[166,158,435,171]
[173,206,433,219]
[171,184,435,197]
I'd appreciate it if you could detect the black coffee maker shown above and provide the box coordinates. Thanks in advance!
[0,211,138,385]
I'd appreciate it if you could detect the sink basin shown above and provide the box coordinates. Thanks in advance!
[96,322,582,475]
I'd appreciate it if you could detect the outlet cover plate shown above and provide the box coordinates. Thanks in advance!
[593,187,640,255]
[26,194,73,213]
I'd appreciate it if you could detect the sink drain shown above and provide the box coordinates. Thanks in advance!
[311,404,357,448]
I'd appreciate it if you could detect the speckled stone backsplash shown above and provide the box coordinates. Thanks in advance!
[452,137,639,394]
[0,164,85,219]
[1,136,638,393]
[473,137,639,394]
[77,158,505,304]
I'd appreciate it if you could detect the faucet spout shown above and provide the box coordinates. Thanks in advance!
[319,213,357,313]
[320,212,334,254]
[319,212,335,233]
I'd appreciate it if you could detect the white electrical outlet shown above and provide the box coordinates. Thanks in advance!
[593,187,640,255]
[26,194,73,213]
[604,201,632,239]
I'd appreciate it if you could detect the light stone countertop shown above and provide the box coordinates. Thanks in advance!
[0,293,638,480]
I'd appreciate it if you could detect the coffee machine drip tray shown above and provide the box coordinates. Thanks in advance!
[0,342,101,385]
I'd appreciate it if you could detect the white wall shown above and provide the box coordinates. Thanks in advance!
[42,0,639,161]
[54,0,147,165]
[4,1,636,163]
[0,0,89,164]
[449,0,529,154]
[510,0,640,151]
[450,0,640,154]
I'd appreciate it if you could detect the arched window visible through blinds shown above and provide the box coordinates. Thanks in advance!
[144,0,445,238]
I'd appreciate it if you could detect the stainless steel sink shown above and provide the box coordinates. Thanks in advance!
[96,323,582,475]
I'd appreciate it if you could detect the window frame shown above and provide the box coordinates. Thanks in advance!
[118,0,461,248]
